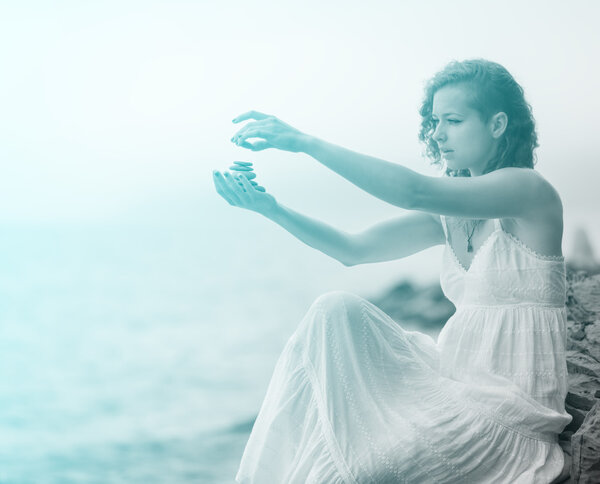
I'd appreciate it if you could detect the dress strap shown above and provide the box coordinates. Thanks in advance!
[440,215,449,241]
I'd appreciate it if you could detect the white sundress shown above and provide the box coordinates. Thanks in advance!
[236,217,572,483]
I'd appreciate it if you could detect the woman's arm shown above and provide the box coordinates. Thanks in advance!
[266,206,444,266]
[305,138,560,220]
[264,203,362,266]
[213,169,357,265]
[231,112,561,221]
[213,169,444,266]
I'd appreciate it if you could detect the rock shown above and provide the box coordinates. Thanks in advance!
[561,274,600,483]
[566,391,596,412]
[571,401,600,483]
[568,323,587,341]
[370,281,455,336]
[566,351,600,378]
[565,403,589,434]
[585,322,600,362]
[567,227,600,275]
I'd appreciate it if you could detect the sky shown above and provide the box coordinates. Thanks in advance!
[0,0,598,252]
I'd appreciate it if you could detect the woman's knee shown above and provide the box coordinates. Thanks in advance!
[296,290,365,336]
[313,290,363,314]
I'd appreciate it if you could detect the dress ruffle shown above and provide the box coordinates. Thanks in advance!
[236,291,569,483]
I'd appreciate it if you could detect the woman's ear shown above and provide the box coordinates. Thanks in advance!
[490,112,508,138]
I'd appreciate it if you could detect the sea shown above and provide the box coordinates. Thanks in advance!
[0,203,444,484]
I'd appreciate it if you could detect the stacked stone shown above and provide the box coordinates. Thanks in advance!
[229,161,266,192]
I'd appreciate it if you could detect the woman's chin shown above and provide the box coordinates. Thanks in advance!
[445,162,464,172]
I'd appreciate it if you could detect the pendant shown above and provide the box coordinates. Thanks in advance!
[467,241,473,253]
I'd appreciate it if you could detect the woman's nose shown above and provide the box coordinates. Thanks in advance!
[432,123,446,143]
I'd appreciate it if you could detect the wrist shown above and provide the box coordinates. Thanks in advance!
[259,199,282,219]
[298,133,320,155]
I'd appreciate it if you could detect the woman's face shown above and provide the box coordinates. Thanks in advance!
[431,84,498,175]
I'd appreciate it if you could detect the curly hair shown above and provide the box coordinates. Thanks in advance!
[418,59,539,177]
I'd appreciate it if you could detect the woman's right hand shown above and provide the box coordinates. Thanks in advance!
[231,111,308,153]
[212,164,277,215]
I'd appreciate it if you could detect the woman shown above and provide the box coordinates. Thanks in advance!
[214,59,572,483]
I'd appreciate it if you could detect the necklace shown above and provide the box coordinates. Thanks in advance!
[465,220,482,253]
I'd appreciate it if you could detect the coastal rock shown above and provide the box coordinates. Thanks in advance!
[564,273,600,482]
[570,401,600,483]
[370,281,454,335]
[567,228,600,275]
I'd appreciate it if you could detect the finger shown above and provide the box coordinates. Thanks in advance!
[237,173,258,193]
[229,169,256,180]
[235,139,272,151]
[235,128,268,144]
[216,172,242,203]
[220,171,244,204]
[213,171,239,206]
[238,174,266,194]
[230,168,255,178]
[236,140,258,150]
[227,172,253,203]
[232,110,270,123]
[231,120,268,143]
[232,174,253,203]
[248,140,271,151]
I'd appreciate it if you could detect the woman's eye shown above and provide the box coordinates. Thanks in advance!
[448,119,461,124]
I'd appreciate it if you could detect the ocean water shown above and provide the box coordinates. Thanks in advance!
[0,217,442,484]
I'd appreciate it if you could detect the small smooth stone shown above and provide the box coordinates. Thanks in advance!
[233,161,253,166]
[229,165,254,172]
[230,171,256,180]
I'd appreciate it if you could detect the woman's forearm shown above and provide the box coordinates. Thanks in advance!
[301,136,419,209]
[263,202,359,266]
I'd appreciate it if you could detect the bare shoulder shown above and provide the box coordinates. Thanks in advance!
[501,169,564,257]
[517,168,563,221]
[413,166,562,220]
[487,167,562,219]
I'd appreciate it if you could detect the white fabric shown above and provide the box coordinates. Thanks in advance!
[236,217,572,483]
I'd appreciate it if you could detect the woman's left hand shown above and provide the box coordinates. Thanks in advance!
[231,110,308,153]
